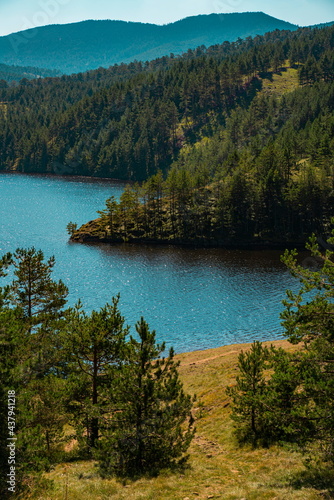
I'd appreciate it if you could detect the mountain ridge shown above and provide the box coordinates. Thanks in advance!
[0,12,298,74]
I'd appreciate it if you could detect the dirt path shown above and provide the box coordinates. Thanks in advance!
[180,350,239,366]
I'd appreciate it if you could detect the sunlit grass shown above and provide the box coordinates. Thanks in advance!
[32,340,329,499]
[260,64,300,97]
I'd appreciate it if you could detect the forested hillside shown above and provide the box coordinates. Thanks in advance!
[0,12,297,73]
[68,24,334,246]
[1,24,334,244]
[0,63,61,83]
[0,26,327,179]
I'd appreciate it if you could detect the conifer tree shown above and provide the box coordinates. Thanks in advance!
[61,296,128,450]
[2,248,69,380]
[66,221,78,236]
[280,228,334,460]
[9,247,68,329]
[16,375,69,471]
[97,196,119,237]
[97,318,195,477]
[227,341,269,442]
[229,228,334,455]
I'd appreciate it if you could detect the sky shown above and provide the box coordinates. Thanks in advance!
[0,0,333,37]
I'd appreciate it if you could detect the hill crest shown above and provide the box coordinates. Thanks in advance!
[0,12,297,74]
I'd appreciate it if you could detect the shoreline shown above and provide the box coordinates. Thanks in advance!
[176,337,294,367]
[80,238,307,251]
[0,170,127,185]
[71,219,308,251]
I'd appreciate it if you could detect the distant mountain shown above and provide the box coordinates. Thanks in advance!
[311,21,334,29]
[0,63,61,83]
[0,12,298,74]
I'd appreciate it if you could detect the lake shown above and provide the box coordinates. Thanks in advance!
[0,172,299,353]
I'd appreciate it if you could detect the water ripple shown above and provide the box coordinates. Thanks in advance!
[0,173,299,353]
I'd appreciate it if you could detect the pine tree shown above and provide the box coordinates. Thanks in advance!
[231,226,334,454]
[61,296,128,450]
[227,341,269,442]
[16,375,69,471]
[9,247,68,329]
[2,248,69,381]
[66,221,78,236]
[97,196,119,237]
[97,318,195,477]
[259,346,308,443]
[280,227,334,460]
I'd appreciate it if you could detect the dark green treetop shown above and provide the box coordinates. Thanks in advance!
[97,317,195,477]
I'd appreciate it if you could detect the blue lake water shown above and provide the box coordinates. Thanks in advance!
[0,173,299,353]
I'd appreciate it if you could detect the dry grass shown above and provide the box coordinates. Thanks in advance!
[260,65,300,98]
[29,339,333,500]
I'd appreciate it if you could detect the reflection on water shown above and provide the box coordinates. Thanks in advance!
[91,242,293,351]
[0,173,299,353]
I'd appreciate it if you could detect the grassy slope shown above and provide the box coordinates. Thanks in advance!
[260,66,299,97]
[34,339,330,500]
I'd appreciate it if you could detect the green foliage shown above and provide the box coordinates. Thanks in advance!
[280,225,334,461]
[70,24,334,246]
[97,318,195,477]
[229,227,334,461]
[227,341,270,442]
[16,376,69,472]
[66,221,78,236]
[2,24,332,184]
[281,232,334,344]
[61,297,128,450]
[0,246,195,490]
[0,249,70,495]
[3,248,69,384]
[9,247,68,326]
[0,380,10,498]
[258,347,312,443]
[228,342,316,446]
[1,22,334,253]
[0,63,61,83]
